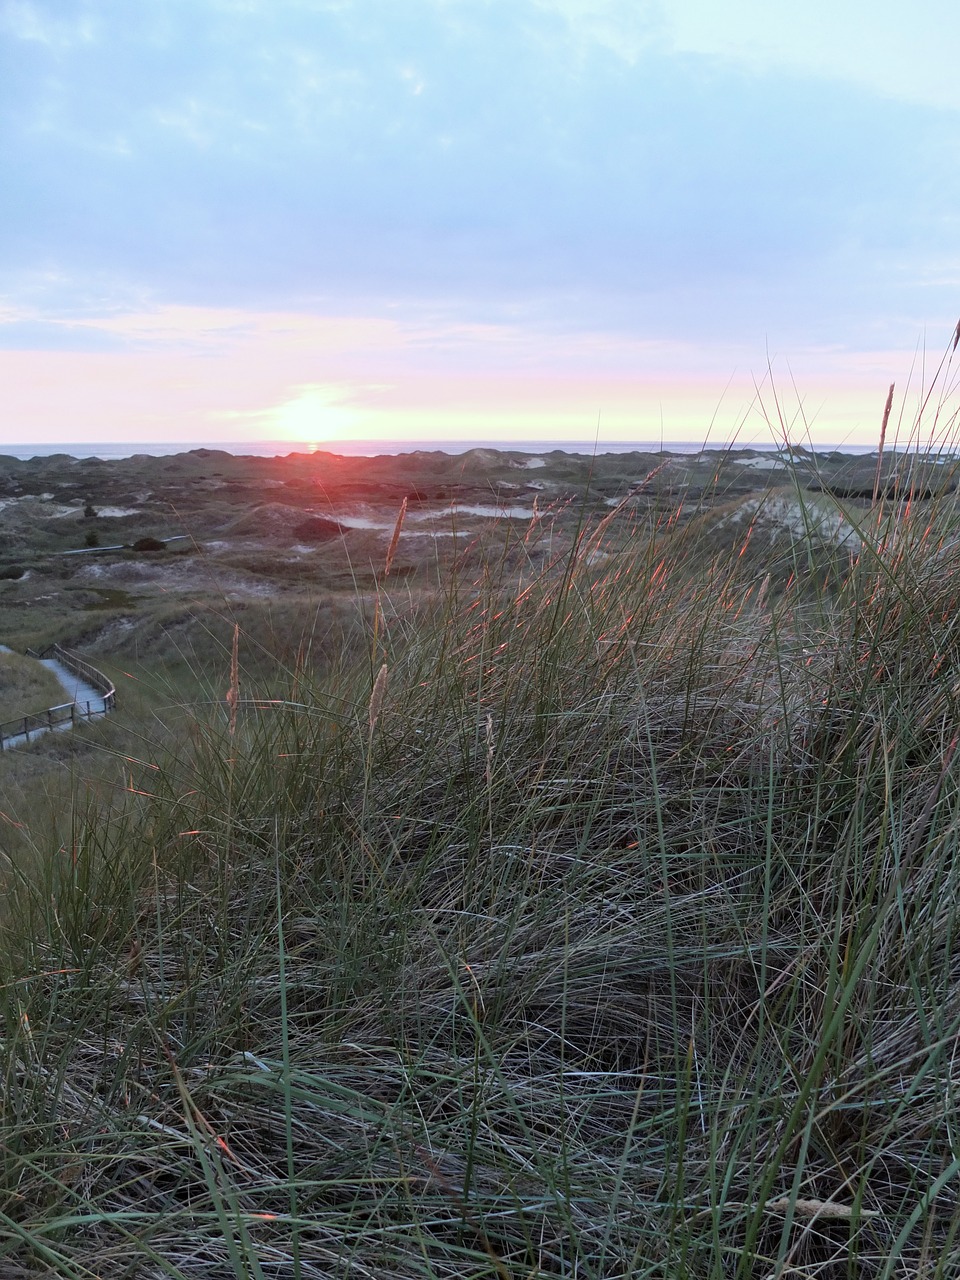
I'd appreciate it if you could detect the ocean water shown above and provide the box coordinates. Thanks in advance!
[1,438,880,462]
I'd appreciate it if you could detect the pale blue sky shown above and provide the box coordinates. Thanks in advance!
[1,0,958,446]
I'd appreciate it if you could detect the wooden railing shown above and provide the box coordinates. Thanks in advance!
[0,647,116,750]
[44,645,117,710]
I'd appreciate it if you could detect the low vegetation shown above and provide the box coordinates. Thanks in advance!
[4,373,960,1276]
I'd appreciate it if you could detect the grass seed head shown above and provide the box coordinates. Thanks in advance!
[225,622,240,736]
[368,662,388,737]
[384,497,407,577]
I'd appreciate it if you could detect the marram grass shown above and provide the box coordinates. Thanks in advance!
[5,421,960,1275]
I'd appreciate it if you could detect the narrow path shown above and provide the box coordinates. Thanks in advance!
[38,655,106,714]
[0,646,110,749]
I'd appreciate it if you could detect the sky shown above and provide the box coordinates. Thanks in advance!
[1,0,959,450]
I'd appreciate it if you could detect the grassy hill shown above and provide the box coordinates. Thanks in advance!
[0,650,67,723]
[3,463,960,1276]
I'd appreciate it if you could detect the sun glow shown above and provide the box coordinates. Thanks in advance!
[0,301,919,450]
[265,384,363,445]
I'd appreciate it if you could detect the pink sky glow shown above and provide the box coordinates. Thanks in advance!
[2,306,932,451]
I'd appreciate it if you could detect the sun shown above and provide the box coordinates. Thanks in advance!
[268,385,360,445]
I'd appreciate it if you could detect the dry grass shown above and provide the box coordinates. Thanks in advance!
[5,349,960,1277]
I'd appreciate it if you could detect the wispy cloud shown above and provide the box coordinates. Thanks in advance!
[2,1,98,50]
[667,0,960,110]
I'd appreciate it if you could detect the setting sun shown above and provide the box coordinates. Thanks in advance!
[266,384,362,446]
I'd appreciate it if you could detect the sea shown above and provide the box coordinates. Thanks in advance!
[1,438,881,462]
